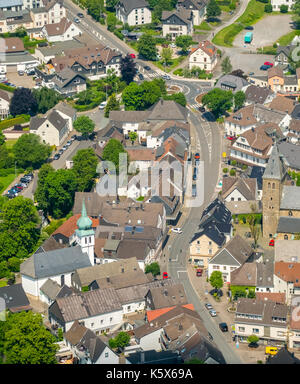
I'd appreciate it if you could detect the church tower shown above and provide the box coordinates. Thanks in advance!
[75,199,95,266]
[262,145,286,239]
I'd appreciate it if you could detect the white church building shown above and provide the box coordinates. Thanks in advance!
[20,200,95,300]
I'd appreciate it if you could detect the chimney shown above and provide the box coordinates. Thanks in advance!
[106,276,110,283]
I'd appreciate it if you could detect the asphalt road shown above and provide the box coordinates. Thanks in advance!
[63,1,243,363]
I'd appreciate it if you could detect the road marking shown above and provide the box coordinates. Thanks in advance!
[177,270,187,278]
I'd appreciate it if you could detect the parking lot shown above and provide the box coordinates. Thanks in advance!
[234,14,293,49]
[6,72,35,88]
[229,51,277,76]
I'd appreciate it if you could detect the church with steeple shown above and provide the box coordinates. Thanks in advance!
[262,145,300,239]
[75,199,95,266]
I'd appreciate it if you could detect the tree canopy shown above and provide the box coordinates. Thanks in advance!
[202,88,233,117]
[209,270,223,290]
[32,87,62,114]
[109,331,130,349]
[102,139,128,173]
[9,87,38,117]
[234,91,246,110]
[12,133,51,169]
[206,0,221,19]
[0,311,58,364]
[120,54,138,84]
[221,56,232,74]
[0,196,40,262]
[72,148,98,192]
[73,115,95,138]
[122,80,162,110]
[137,34,157,61]
[145,262,160,276]
[104,93,120,118]
[175,35,193,54]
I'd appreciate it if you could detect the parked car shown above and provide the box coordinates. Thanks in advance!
[227,136,235,141]
[196,268,203,277]
[219,322,228,332]
[209,309,217,317]
[205,303,213,310]
[77,12,84,18]
[265,346,278,355]
[245,26,254,30]
[248,71,254,76]
[170,43,176,48]
[74,17,80,23]
[53,154,60,160]
[171,227,182,234]
[194,153,200,160]
[209,288,223,297]
[161,74,170,80]
[18,70,24,76]
[71,135,77,140]
[144,65,151,71]
[192,184,197,197]
[99,101,107,110]
[248,343,259,348]
[162,272,168,279]
[269,238,275,247]
[58,149,64,155]
[198,106,206,113]
[138,73,144,80]
[129,53,136,59]
[260,64,271,71]
[20,177,30,183]
[14,184,23,190]
[264,61,273,67]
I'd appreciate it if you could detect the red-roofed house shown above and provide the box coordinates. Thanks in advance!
[53,214,99,246]
[274,262,300,304]
[189,40,218,71]
[146,304,194,323]
[256,292,286,304]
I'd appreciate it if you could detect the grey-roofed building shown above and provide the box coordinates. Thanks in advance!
[52,67,87,96]
[291,103,300,120]
[277,217,300,236]
[208,235,253,283]
[0,0,22,12]
[245,85,274,106]
[263,144,286,181]
[126,350,183,364]
[145,283,188,310]
[278,142,300,172]
[21,247,92,300]
[64,320,119,364]
[280,185,300,211]
[40,279,74,306]
[215,74,249,93]
[266,346,300,364]
[162,9,194,39]
[116,0,152,26]
[0,283,32,313]
[34,40,85,64]
[275,240,300,263]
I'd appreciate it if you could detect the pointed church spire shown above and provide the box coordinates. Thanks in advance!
[77,199,92,230]
[263,144,286,181]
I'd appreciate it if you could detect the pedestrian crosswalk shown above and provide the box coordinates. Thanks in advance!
[147,72,161,79]
[188,102,201,110]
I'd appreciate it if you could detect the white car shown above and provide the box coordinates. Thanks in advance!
[209,310,217,317]
[99,101,107,110]
[171,227,182,234]
[170,43,176,48]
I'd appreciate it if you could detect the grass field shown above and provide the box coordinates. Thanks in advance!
[0,280,7,287]
[277,30,300,46]
[154,56,186,72]
[194,21,212,31]
[212,0,266,46]
[0,173,17,194]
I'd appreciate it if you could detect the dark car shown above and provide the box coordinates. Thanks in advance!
[53,154,60,160]
[245,26,254,30]
[219,322,228,332]
[77,12,84,18]
[248,343,259,348]
[198,106,206,113]
[138,73,144,80]
[144,65,151,71]
[260,64,271,71]
[209,288,223,297]
[20,177,30,183]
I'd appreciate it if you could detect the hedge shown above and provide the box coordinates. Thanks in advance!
[0,83,15,93]
[230,285,256,299]
[0,168,24,177]
[237,213,262,224]
[0,115,30,131]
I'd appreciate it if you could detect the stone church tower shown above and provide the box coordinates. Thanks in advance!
[262,145,287,239]
[75,199,95,266]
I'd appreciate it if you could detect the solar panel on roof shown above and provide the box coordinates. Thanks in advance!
[125,226,133,232]
[135,227,144,233]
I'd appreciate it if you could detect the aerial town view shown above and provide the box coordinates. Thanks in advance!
[1,0,300,370]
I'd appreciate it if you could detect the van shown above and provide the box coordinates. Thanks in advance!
[265,347,278,356]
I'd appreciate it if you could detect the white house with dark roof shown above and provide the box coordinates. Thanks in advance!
[116,0,151,26]
[162,9,194,39]
[42,17,81,42]
[177,0,206,25]
[208,235,254,283]
[0,89,10,118]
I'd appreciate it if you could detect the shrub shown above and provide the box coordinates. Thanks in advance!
[223,167,228,173]
[264,4,272,12]
[230,169,236,176]
[280,4,288,12]
[231,160,237,166]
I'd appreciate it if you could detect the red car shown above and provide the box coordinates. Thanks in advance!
[264,62,273,67]
[227,136,235,141]
[129,53,136,59]
[162,272,168,279]
[196,268,203,277]
[269,239,275,247]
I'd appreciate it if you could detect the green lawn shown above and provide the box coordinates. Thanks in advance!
[154,56,186,72]
[194,21,212,31]
[0,173,17,194]
[277,30,300,46]
[212,0,266,46]
[0,280,7,287]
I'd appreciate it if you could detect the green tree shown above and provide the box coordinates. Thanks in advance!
[73,115,95,138]
[145,262,160,276]
[161,47,173,65]
[280,4,288,12]
[230,169,236,176]
[7,257,22,272]
[0,145,13,169]
[107,13,117,31]
[209,271,223,290]
[247,334,259,345]
[13,133,51,169]
[34,164,55,213]
[32,87,62,114]
[72,148,98,192]
[35,169,78,218]
[129,131,138,144]
[264,3,272,12]
[106,0,119,10]
[221,56,232,74]
[202,88,233,117]
[206,0,221,20]
[1,311,58,364]
[175,35,193,54]
[105,93,120,118]
[164,92,187,107]
[234,91,246,110]
[109,331,130,349]
[0,131,6,146]
[120,54,138,84]
[57,328,63,342]
[247,204,260,249]
[87,0,105,20]
[122,80,162,110]
[137,34,157,61]
[0,197,40,261]
[9,88,38,117]
[102,139,128,173]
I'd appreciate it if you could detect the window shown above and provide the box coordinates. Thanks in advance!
[127,305,131,311]
[100,320,103,324]
[91,323,94,327]
[209,249,212,254]
[238,327,245,332]
[105,352,109,358]
[208,241,212,246]
[272,183,275,189]
[110,317,113,322]
[252,328,259,334]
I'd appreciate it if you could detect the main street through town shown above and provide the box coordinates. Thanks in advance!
[64,0,243,363]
